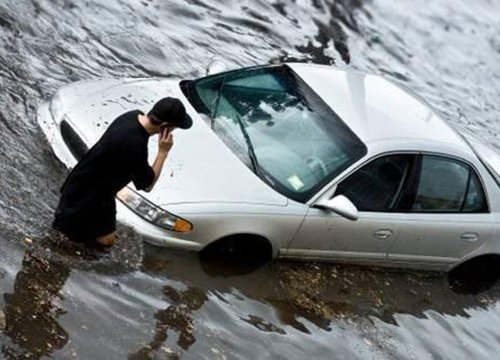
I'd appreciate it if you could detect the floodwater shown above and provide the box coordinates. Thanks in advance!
[0,0,500,358]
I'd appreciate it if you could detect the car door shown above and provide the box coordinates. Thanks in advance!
[388,154,493,268]
[285,154,414,263]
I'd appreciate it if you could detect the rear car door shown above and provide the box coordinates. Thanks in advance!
[388,154,493,268]
[286,154,414,263]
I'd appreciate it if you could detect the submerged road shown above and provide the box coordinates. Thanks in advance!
[0,0,499,358]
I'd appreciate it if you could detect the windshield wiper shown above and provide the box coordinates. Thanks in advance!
[235,115,260,175]
[210,77,226,128]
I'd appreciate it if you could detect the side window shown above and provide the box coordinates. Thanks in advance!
[406,155,487,213]
[463,171,487,212]
[335,155,412,211]
[412,156,468,211]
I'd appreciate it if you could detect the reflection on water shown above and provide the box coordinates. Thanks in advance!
[2,251,70,359]
[143,246,500,323]
[1,235,499,358]
[130,285,207,358]
[0,228,144,358]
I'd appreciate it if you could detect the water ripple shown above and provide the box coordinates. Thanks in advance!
[0,0,499,358]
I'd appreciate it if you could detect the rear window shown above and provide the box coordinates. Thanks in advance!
[460,131,500,188]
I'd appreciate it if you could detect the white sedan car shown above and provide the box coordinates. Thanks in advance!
[37,63,500,271]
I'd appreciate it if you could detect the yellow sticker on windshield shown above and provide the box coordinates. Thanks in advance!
[287,175,304,191]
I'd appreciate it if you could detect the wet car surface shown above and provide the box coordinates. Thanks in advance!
[1,0,500,358]
[40,62,500,272]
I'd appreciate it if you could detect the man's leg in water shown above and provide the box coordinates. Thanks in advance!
[96,231,117,247]
[94,208,117,247]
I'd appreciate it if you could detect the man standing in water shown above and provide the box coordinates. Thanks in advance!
[53,97,192,247]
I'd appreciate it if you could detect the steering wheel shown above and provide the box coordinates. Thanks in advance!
[306,156,328,178]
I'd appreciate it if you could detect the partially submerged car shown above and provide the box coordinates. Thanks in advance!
[37,63,500,271]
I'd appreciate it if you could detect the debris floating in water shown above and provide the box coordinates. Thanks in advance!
[0,310,5,331]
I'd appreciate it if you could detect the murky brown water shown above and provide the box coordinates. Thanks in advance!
[1,0,500,358]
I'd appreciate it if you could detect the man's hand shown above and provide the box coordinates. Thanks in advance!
[145,128,173,192]
[158,128,174,154]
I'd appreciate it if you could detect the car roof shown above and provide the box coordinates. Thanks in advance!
[287,63,474,156]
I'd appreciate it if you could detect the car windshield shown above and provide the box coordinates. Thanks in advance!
[183,65,367,202]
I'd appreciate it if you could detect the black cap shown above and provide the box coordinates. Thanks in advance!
[148,97,193,129]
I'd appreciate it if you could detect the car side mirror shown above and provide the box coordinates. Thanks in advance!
[206,60,226,76]
[314,195,359,221]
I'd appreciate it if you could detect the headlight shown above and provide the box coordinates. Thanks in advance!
[116,187,193,233]
[49,91,65,122]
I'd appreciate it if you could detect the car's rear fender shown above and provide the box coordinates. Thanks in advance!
[449,237,500,272]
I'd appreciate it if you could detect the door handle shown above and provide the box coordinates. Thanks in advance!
[460,233,479,242]
[373,229,393,240]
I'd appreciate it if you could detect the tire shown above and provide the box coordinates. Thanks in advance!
[448,254,500,294]
[200,235,272,264]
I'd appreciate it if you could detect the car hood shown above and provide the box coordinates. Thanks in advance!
[59,78,288,207]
